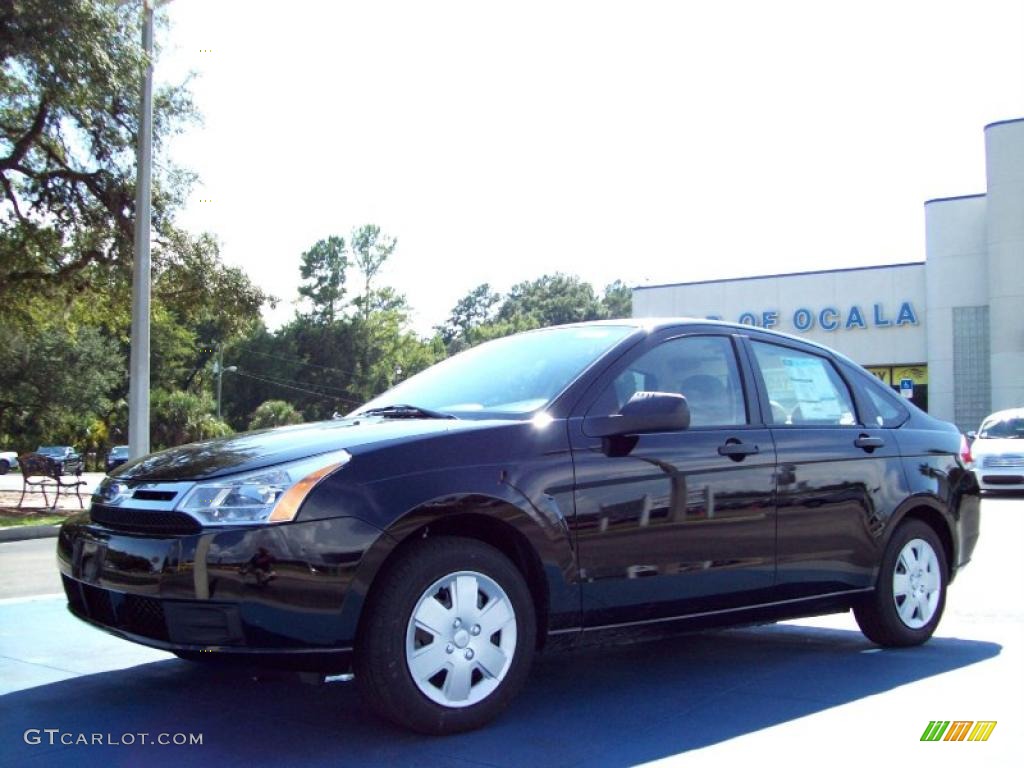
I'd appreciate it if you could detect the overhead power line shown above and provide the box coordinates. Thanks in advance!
[232,345,363,378]
[231,370,363,407]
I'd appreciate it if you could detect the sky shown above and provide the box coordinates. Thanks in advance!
[155,0,1024,336]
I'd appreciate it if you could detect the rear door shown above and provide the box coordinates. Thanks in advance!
[745,337,908,599]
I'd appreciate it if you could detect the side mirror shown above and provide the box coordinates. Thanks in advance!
[966,430,977,441]
[585,391,691,438]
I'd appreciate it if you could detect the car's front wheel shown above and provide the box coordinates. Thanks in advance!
[854,519,948,646]
[355,535,535,734]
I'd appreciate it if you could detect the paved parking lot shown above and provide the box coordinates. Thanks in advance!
[1,498,1021,767]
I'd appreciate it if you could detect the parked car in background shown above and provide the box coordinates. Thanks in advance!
[0,451,18,474]
[35,446,84,476]
[968,407,1024,492]
[105,445,130,474]
[58,320,981,734]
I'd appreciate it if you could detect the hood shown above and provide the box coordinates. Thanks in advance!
[971,437,1024,457]
[112,417,496,482]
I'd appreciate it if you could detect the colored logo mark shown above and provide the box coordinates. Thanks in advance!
[920,720,997,742]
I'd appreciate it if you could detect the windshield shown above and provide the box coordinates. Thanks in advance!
[978,415,1024,439]
[356,325,636,418]
[111,446,129,456]
[37,446,67,455]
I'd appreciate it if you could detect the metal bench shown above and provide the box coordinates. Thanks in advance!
[17,453,87,510]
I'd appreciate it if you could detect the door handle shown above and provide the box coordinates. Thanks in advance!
[854,434,885,451]
[718,440,759,460]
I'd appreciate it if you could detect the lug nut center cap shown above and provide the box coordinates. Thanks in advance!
[453,629,470,649]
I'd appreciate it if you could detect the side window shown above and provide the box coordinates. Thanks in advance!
[751,341,858,426]
[859,375,909,428]
[590,336,747,427]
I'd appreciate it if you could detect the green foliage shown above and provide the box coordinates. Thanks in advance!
[498,273,603,327]
[248,400,304,431]
[0,0,197,300]
[438,276,634,353]
[0,3,268,454]
[437,283,501,346]
[0,322,122,450]
[221,228,444,424]
[298,235,347,323]
[601,279,632,319]
[0,3,635,451]
[151,390,231,449]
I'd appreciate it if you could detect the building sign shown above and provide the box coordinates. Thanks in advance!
[711,301,919,332]
[867,365,928,387]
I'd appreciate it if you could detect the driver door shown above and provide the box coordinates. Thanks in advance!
[568,331,777,627]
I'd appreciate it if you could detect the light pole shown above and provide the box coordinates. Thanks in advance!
[127,0,156,460]
[214,346,237,421]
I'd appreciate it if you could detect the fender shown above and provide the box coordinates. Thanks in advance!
[301,458,580,648]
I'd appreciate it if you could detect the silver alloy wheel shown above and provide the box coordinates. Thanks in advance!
[892,537,941,629]
[405,570,517,708]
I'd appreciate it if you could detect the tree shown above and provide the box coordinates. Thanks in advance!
[151,390,231,449]
[498,273,602,327]
[248,400,303,431]
[0,0,197,301]
[350,224,397,321]
[0,323,122,450]
[437,283,501,347]
[600,280,632,319]
[298,235,347,323]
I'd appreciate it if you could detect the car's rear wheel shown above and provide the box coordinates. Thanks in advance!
[854,519,947,646]
[355,535,535,735]
[0,459,9,475]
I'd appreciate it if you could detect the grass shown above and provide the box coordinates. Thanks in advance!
[0,510,68,528]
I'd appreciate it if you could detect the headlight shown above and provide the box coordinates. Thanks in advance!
[176,449,351,526]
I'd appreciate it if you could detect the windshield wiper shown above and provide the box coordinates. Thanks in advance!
[359,404,456,420]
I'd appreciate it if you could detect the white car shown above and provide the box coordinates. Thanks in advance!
[0,451,17,475]
[969,407,1024,492]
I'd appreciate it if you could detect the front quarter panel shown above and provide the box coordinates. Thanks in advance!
[297,420,580,637]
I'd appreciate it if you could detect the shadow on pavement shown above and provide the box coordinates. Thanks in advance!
[0,623,1000,768]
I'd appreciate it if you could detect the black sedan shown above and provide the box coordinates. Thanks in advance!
[105,445,130,473]
[58,320,980,734]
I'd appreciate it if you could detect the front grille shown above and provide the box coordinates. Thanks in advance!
[132,489,178,502]
[63,575,169,642]
[982,455,1024,469]
[122,595,169,641]
[90,504,200,534]
[81,583,116,626]
[63,575,86,616]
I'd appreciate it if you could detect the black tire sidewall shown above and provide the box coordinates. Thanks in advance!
[356,537,536,734]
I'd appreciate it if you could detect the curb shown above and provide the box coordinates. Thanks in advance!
[0,524,61,543]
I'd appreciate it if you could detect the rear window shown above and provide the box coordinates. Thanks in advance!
[858,374,910,428]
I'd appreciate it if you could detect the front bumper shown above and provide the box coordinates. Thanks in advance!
[58,512,386,670]
[974,467,1024,492]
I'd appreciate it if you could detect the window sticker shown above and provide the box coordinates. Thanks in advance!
[781,356,842,420]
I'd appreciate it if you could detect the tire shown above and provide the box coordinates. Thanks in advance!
[0,460,9,475]
[355,535,536,735]
[854,519,948,647]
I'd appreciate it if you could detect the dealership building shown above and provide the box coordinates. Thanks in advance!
[633,117,1024,431]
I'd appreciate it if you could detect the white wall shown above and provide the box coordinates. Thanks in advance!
[632,264,927,366]
[985,119,1024,413]
[924,195,988,425]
